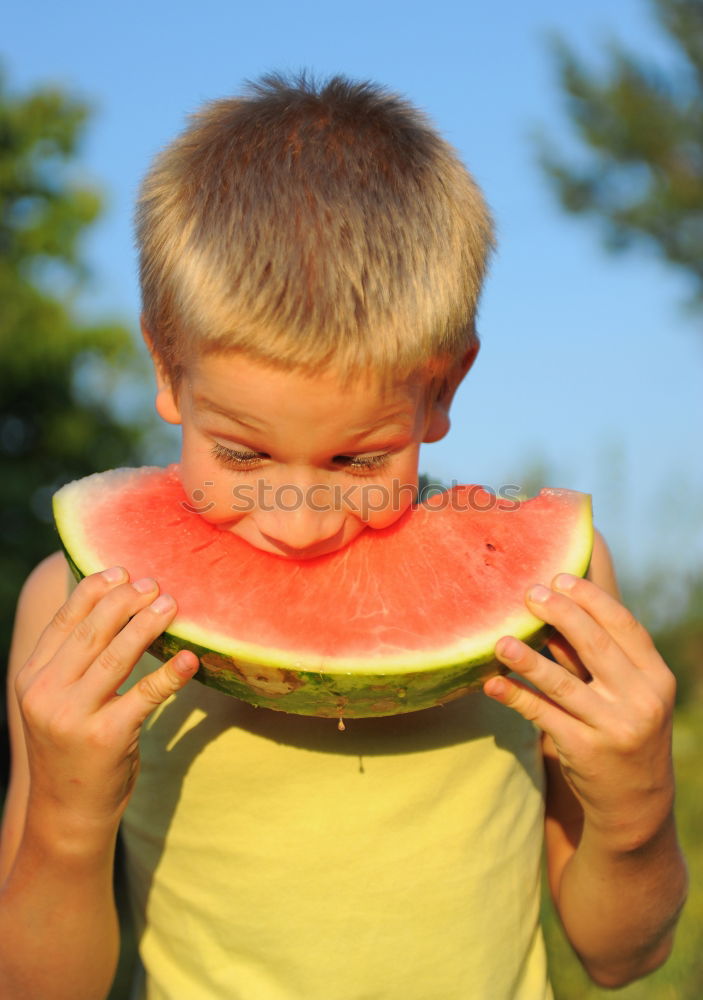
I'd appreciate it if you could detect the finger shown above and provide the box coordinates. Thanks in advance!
[36,577,163,686]
[543,633,592,682]
[483,669,589,744]
[493,636,600,727]
[550,574,663,677]
[21,566,131,682]
[76,592,184,707]
[114,649,200,727]
[524,582,637,691]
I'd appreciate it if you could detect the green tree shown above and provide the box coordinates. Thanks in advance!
[538,0,703,306]
[0,68,149,787]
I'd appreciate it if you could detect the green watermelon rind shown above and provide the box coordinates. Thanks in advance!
[148,624,556,718]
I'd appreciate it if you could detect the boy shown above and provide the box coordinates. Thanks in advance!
[0,73,687,999]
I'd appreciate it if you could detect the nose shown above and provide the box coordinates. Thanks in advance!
[255,481,346,557]
[258,512,345,557]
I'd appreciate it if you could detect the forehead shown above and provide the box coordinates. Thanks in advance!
[183,351,429,437]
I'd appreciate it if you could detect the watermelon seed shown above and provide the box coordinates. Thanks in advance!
[486,542,496,551]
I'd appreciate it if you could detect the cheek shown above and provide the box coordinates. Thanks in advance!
[177,472,221,519]
[363,505,411,530]
[344,470,418,529]
[176,456,243,524]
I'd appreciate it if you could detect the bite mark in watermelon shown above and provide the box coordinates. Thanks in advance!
[52,466,593,718]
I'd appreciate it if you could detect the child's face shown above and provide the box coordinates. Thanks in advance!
[154,351,447,560]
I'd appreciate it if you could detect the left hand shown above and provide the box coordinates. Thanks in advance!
[484,573,677,850]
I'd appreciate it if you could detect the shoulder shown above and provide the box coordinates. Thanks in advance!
[587,529,619,599]
[10,551,71,681]
[18,548,71,600]
[1,552,70,881]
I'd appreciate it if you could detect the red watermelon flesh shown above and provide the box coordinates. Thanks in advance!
[53,465,593,718]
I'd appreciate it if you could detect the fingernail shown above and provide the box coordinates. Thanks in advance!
[133,577,157,594]
[102,566,126,583]
[175,651,198,674]
[527,584,551,604]
[554,573,578,592]
[484,676,507,699]
[150,594,175,614]
[497,637,521,661]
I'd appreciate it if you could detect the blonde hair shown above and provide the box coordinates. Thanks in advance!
[136,72,495,392]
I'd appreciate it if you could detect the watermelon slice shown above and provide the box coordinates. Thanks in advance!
[52,466,593,719]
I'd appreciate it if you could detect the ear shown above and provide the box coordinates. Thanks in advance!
[141,316,182,426]
[422,342,479,444]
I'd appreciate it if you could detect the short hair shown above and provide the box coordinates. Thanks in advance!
[136,72,495,392]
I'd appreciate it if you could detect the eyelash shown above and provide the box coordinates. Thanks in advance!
[211,443,261,469]
[340,453,391,473]
[210,442,391,474]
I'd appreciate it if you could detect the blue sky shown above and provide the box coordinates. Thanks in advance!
[4,0,702,593]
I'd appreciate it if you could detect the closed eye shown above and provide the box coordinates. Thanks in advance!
[334,453,391,472]
[211,442,391,474]
[211,443,266,468]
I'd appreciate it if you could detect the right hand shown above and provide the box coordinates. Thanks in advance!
[14,566,199,840]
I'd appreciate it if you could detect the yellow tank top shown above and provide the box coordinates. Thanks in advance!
[120,653,553,1000]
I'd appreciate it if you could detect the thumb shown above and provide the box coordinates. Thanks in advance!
[484,674,550,728]
[119,650,200,723]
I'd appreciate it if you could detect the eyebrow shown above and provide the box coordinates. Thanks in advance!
[194,397,267,431]
[346,414,415,439]
[195,396,415,439]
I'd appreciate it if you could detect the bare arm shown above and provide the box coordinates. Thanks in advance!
[542,535,687,987]
[0,553,199,1000]
[485,532,688,988]
[544,745,686,987]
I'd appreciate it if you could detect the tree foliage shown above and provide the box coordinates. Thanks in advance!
[538,0,703,306]
[0,68,148,777]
